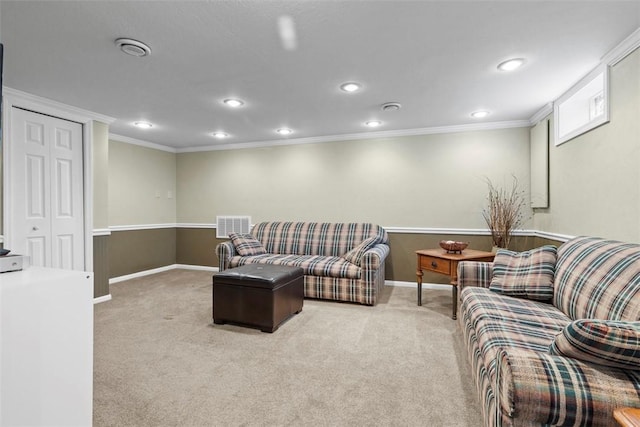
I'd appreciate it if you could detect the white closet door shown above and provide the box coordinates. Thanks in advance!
[10,107,85,270]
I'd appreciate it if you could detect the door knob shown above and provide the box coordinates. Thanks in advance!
[32,226,39,231]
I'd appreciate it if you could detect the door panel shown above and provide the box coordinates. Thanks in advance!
[10,108,85,270]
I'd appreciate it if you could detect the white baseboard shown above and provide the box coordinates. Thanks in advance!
[385,280,450,290]
[109,264,219,284]
[175,264,218,272]
[93,294,112,304]
[108,265,450,292]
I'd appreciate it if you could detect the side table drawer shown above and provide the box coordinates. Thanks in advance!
[420,256,451,275]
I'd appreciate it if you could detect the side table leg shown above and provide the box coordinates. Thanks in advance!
[416,269,423,306]
[451,284,458,320]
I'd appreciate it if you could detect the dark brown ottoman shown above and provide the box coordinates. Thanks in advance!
[212,264,304,333]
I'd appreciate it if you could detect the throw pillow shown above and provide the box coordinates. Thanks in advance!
[489,245,557,301]
[342,237,379,266]
[228,232,267,256]
[549,319,640,369]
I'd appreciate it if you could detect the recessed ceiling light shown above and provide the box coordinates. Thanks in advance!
[276,128,293,135]
[115,38,151,57]
[340,82,361,93]
[470,111,490,119]
[223,98,244,108]
[212,132,229,138]
[133,121,153,129]
[497,58,525,72]
[365,120,382,127]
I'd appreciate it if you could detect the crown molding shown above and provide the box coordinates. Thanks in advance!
[109,133,177,153]
[602,26,640,66]
[176,120,531,153]
[529,103,553,126]
[3,87,116,124]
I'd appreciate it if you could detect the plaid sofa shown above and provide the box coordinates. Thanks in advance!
[216,222,390,305]
[458,237,640,427]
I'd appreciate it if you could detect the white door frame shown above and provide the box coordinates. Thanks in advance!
[2,87,115,272]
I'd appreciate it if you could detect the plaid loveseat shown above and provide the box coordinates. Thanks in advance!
[458,237,640,427]
[216,222,390,305]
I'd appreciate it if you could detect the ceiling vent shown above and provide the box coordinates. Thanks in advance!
[381,102,401,111]
[216,216,251,238]
[115,38,151,57]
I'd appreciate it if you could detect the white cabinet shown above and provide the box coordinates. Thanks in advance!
[0,267,93,426]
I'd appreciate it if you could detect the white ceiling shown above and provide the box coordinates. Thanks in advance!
[1,1,639,150]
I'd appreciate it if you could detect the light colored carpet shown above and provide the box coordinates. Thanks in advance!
[94,269,482,426]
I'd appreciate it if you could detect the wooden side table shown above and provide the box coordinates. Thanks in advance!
[614,407,640,427]
[416,248,494,319]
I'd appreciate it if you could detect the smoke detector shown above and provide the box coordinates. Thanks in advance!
[115,38,151,57]
[381,102,401,111]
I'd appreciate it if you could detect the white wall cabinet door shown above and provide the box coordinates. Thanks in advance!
[10,108,85,270]
[0,267,93,426]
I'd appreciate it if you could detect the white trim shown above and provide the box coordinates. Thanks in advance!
[529,103,553,126]
[2,87,115,124]
[385,280,450,290]
[176,223,216,229]
[532,230,573,242]
[93,294,112,304]
[176,120,531,153]
[602,26,640,66]
[109,133,177,153]
[109,223,177,232]
[104,223,573,242]
[175,264,218,272]
[109,264,218,284]
[109,264,178,284]
[2,88,100,273]
[92,229,112,236]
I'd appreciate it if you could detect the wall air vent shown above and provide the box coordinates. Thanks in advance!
[216,216,251,238]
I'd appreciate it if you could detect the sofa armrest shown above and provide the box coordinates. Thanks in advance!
[496,348,640,426]
[216,241,237,271]
[361,243,390,271]
[457,261,493,290]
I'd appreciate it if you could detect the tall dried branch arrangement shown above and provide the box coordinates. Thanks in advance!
[482,176,527,249]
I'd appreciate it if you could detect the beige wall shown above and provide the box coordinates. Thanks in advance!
[109,140,177,226]
[176,127,531,229]
[92,121,110,229]
[534,47,640,242]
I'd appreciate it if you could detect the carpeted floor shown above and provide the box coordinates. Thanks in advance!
[93,269,482,426]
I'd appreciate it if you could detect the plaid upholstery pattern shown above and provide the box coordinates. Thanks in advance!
[228,232,267,256]
[497,348,640,426]
[228,254,361,279]
[460,236,640,427]
[460,287,570,427]
[342,236,379,266]
[251,222,388,256]
[555,236,640,321]
[549,319,640,369]
[489,246,556,301]
[216,222,389,305]
[458,261,493,290]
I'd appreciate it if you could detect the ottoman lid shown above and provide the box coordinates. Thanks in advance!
[214,264,303,288]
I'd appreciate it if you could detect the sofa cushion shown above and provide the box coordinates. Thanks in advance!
[251,222,388,256]
[555,237,640,321]
[549,319,640,369]
[228,233,267,256]
[489,246,557,301]
[342,237,378,266]
[228,254,361,279]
